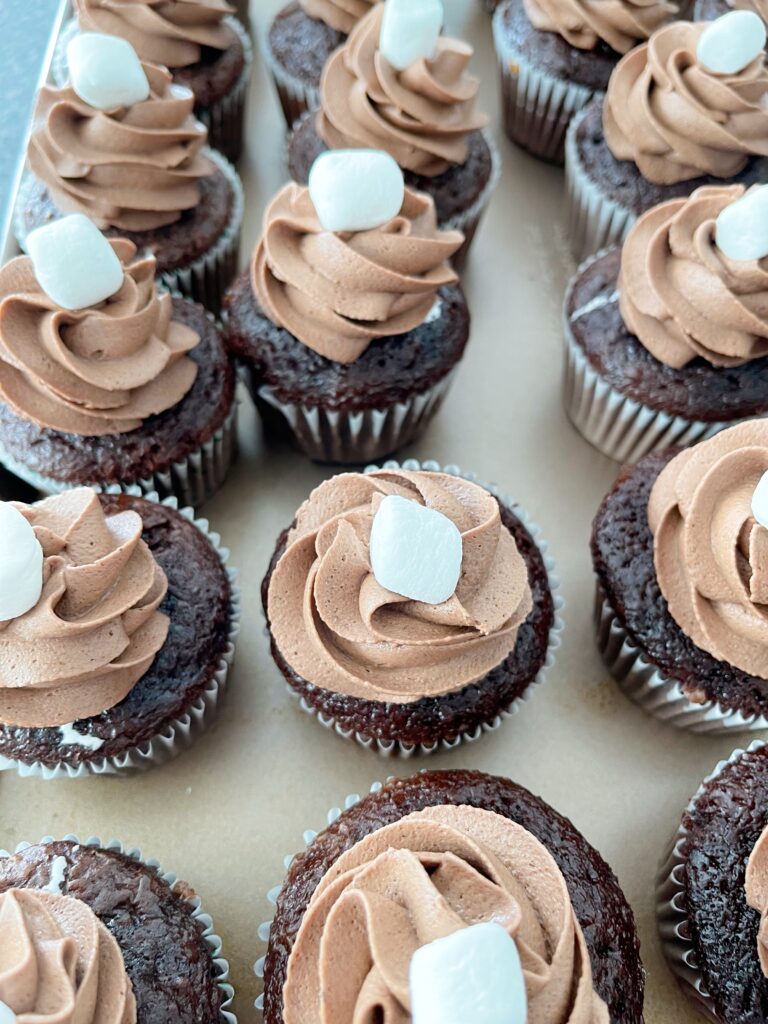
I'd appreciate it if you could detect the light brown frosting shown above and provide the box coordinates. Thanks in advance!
[283,805,609,1024]
[0,488,169,729]
[301,0,377,35]
[603,21,768,184]
[317,4,488,176]
[648,420,768,677]
[28,63,214,231]
[746,826,768,977]
[267,470,533,702]
[0,239,199,436]
[619,185,768,368]
[252,182,462,362]
[0,888,136,1024]
[75,0,235,67]
[522,0,675,54]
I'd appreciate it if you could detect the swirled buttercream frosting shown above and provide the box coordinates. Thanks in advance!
[0,239,199,436]
[267,470,533,702]
[619,185,768,368]
[282,804,609,1023]
[603,21,768,184]
[301,0,377,34]
[317,4,488,176]
[28,63,215,231]
[522,0,675,54]
[746,827,768,977]
[0,488,169,728]
[252,182,462,362]
[0,887,136,1024]
[75,0,235,67]
[648,420,768,677]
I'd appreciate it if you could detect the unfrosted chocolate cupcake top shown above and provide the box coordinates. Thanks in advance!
[301,0,377,34]
[746,827,768,976]
[523,0,676,54]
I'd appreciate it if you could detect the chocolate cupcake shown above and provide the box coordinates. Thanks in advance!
[18,47,243,312]
[657,740,768,1022]
[492,0,675,164]
[565,17,768,262]
[0,486,239,778]
[592,421,768,732]
[285,3,498,269]
[264,0,377,128]
[695,0,768,27]
[0,836,235,1022]
[563,185,768,463]
[0,220,236,506]
[56,0,251,162]
[258,769,644,1022]
[261,462,561,755]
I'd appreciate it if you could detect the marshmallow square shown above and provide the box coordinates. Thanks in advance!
[380,0,444,71]
[0,503,43,622]
[752,470,768,529]
[67,32,150,110]
[697,10,767,75]
[716,185,768,261]
[0,1002,15,1024]
[308,149,405,232]
[26,215,124,311]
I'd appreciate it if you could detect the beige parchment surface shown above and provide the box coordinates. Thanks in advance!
[0,2,760,1021]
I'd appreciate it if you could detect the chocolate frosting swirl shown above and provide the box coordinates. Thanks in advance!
[603,21,768,184]
[317,4,488,176]
[75,0,235,67]
[746,826,768,977]
[28,63,215,231]
[0,488,169,729]
[267,470,533,702]
[648,421,768,678]
[0,888,136,1024]
[0,239,199,436]
[252,182,462,362]
[282,805,609,1024]
[301,0,377,34]
[522,0,675,54]
[619,185,768,368]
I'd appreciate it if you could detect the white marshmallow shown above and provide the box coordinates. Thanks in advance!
[380,0,444,71]
[716,185,768,261]
[410,923,527,1024]
[752,470,768,528]
[0,1001,16,1024]
[697,10,767,75]
[67,32,150,110]
[308,150,405,232]
[27,215,124,311]
[369,494,462,605]
[0,503,44,622]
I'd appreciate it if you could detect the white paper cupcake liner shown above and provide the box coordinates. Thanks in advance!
[445,128,502,269]
[0,834,237,1023]
[493,9,596,164]
[270,458,564,757]
[595,580,768,733]
[656,740,766,1021]
[260,25,321,130]
[0,487,241,779]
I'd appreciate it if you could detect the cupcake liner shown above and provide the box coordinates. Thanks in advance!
[562,251,737,463]
[655,740,766,1021]
[0,834,237,1023]
[565,105,636,263]
[272,457,564,757]
[493,10,596,165]
[260,27,320,130]
[595,580,768,733]
[0,487,241,779]
[446,128,502,270]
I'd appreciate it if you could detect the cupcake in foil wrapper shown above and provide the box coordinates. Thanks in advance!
[444,128,501,271]
[260,24,321,130]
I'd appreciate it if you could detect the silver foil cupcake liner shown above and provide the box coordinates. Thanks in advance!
[260,26,320,130]
[271,458,564,757]
[493,9,596,165]
[656,740,766,1021]
[0,834,237,1023]
[562,251,736,463]
[0,488,241,779]
[595,580,768,733]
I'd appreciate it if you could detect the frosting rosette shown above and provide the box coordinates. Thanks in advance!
[0,488,169,728]
[746,826,768,977]
[28,63,215,231]
[603,21,768,184]
[522,0,676,54]
[282,804,609,1023]
[0,888,136,1023]
[267,470,533,702]
[317,4,488,176]
[74,0,235,67]
[0,238,199,436]
[301,0,377,34]
[648,421,768,677]
[252,182,462,362]
[619,185,768,368]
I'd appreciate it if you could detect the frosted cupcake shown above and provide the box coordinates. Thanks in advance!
[286,0,497,269]
[564,184,768,463]
[566,13,768,261]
